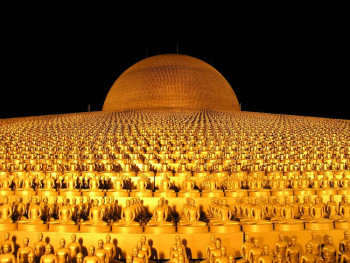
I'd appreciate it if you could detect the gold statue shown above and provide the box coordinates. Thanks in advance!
[237,234,253,263]
[17,237,34,263]
[95,239,109,263]
[0,196,13,223]
[49,197,75,225]
[258,245,274,263]
[83,246,101,263]
[0,243,16,263]
[33,233,46,263]
[248,238,263,263]
[80,199,108,226]
[147,198,174,226]
[67,234,82,263]
[179,174,199,193]
[340,241,350,263]
[39,244,58,263]
[273,233,288,259]
[285,237,301,263]
[179,197,207,226]
[155,174,175,193]
[18,196,43,224]
[1,232,15,255]
[113,199,140,226]
[55,238,71,263]
[300,243,316,263]
[321,236,337,263]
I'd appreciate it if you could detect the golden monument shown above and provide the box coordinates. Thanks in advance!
[0,53,349,262]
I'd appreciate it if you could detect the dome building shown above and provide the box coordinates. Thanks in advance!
[103,54,240,112]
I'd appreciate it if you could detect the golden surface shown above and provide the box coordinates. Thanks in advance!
[102,54,240,112]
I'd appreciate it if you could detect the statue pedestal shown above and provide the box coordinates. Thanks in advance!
[0,190,14,196]
[201,191,224,198]
[106,191,130,197]
[59,190,82,197]
[130,191,153,197]
[80,225,111,233]
[82,191,106,197]
[337,189,350,195]
[177,192,201,198]
[48,224,79,232]
[274,222,304,231]
[0,223,17,231]
[177,225,209,233]
[153,192,177,198]
[111,225,143,233]
[271,189,294,197]
[248,191,271,198]
[294,189,315,196]
[14,190,37,197]
[315,189,338,195]
[224,190,248,198]
[144,225,176,234]
[304,221,334,230]
[334,221,350,230]
[209,224,241,233]
[241,223,273,232]
[37,190,59,197]
[17,223,49,231]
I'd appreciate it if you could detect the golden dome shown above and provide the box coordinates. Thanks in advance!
[102,54,240,112]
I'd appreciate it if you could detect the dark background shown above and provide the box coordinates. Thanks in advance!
[1,4,348,120]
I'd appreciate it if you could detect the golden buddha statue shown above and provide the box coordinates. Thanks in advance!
[179,174,199,193]
[321,236,338,263]
[0,243,16,263]
[0,174,13,194]
[131,174,152,195]
[175,161,192,177]
[0,196,13,223]
[83,246,101,263]
[201,174,223,193]
[155,174,175,193]
[119,161,137,177]
[248,238,263,263]
[32,233,46,262]
[340,241,350,263]
[49,197,76,225]
[210,198,239,226]
[67,234,82,263]
[79,199,108,226]
[12,195,27,222]
[258,245,274,263]
[17,196,43,224]
[113,199,140,226]
[340,173,350,189]
[339,196,350,222]
[240,198,272,225]
[178,197,207,226]
[38,174,56,192]
[94,239,109,263]
[54,238,71,263]
[285,237,301,263]
[300,243,316,263]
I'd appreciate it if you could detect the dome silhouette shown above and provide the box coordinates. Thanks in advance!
[103,54,240,112]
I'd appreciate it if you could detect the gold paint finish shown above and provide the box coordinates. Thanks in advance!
[102,54,240,112]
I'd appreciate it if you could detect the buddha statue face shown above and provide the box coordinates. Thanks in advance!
[71,234,76,242]
[88,246,95,256]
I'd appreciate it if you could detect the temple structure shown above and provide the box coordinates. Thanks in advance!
[0,53,349,262]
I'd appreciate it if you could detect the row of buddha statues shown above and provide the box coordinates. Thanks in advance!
[1,171,350,196]
[1,194,350,228]
[1,231,350,263]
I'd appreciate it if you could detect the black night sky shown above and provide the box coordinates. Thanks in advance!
[1,4,348,120]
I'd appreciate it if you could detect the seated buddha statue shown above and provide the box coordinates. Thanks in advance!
[61,173,80,192]
[113,199,140,226]
[201,174,223,193]
[147,198,174,226]
[0,174,13,191]
[339,196,350,222]
[179,174,199,193]
[38,174,56,192]
[0,196,13,223]
[136,161,155,177]
[119,161,136,177]
[80,199,108,226]
[16,174,34,192]
[340,173,350,189]
[49,197,75,225]
[131,174,152,192]
[210,199,239,226]
[175,161,192,177]
[155,174,175,192]
[325,195,342,220]
[178,198,207,226]
[17,197,44,224]
[240,198,272,225]
[109,174,129,192]
[82,174,103,192]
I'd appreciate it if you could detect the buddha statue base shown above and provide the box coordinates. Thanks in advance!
[201,191,224,198]
[0,223,17,231]
[82,191,106,197]
[11,171,27,177]
[111,225,143,233]
[338,189,350,195]
[224,190,248,198]
[59,190,82,197]
[153,192,177,197]
[14,190,37,197]
[177,225,209,233]
[334,221,350,230]
[248,191,271,198]
[80,225,111,233]
[48,224,79,232]
[17,223,49,231]
[0,190,14,196]
[241,223,273,232]
[177,192,201,197]
[304,221,334,230]
[274,222,304,231]
[315,189,338,195]
[37,190,59,197]
[106,191,130,197]
[130,191,153,197]
[144,225,176,234]
[271,189,294,197]
[293,189,315,196]
[209,224,241,233]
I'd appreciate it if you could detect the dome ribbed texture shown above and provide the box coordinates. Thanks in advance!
[103,54,240,112]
